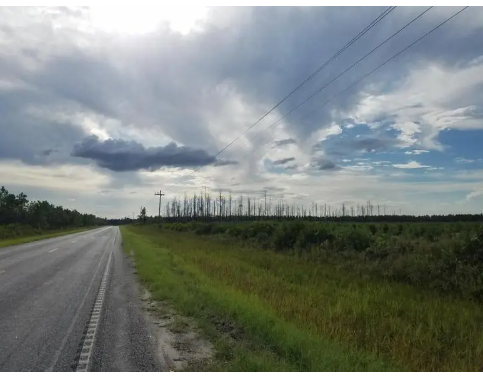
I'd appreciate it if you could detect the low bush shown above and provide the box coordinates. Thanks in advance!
[163,220,483,299]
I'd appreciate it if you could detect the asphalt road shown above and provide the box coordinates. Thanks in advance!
[0,226,164,372]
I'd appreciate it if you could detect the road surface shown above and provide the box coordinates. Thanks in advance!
[0,226,163,372]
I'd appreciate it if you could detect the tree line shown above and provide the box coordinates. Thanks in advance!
[121,192,483,225]
[161,192,483,223]
[0,186,107,230]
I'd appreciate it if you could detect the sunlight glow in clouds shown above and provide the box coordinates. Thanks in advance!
[88,6,208,35]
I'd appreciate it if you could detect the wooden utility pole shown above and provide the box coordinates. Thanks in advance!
[155,190,165,219]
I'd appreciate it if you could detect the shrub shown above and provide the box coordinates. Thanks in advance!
[368,224,378,236]
[159,221,483,299]
[195,223,214,235]
[272,221,307,251]
[455,227,483,265]
[295,224,334,252]
[335,227,372,252]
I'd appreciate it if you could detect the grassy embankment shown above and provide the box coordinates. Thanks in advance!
[121,224,483,372]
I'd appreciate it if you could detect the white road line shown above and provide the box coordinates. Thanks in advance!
[48,248,58,253]
[71,241,77,244]
[46,250,109,372]
[76,250,113,372]
[0,270,5,274]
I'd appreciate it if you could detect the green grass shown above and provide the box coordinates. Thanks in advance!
[0,227,96,248]
[122,225,483,372]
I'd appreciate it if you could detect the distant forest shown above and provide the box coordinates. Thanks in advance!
[111,191,483,225]
[0,186,107,239]
[1,186,481,230]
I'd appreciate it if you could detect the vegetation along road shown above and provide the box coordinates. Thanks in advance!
[121,221,483,372]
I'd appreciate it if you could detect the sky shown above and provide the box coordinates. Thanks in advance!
[1,6,483,218]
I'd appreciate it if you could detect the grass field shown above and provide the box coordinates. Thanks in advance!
[121,224,483,372]
[0,227,97,248]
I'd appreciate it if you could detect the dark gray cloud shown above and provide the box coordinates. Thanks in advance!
[30,53,124,120]
[272,157,296,165]
[213,159,239,167]
[312,158,340,171]
[322,137,402,158]
[0,89,88,166]
[71,135,235,172]
[274,138,297,147]
[263,186,286,193]
[40,148,56,157]
[285,164,299,170]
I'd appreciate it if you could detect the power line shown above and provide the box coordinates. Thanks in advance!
[248,7,433,145]
[221,6,434,163]
[231,6,467,168]
[192,6,467,193]
[295,7,468,127]
[185,7,396,180]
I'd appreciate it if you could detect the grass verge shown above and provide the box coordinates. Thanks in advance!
[121,225,483,371]
[0,227,97,248]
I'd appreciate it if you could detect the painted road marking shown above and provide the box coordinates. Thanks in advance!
[47,248,109,372]
[0,270,5,274]
[71,241,76,244]
[76,250,113,372]
[48,248,58,253]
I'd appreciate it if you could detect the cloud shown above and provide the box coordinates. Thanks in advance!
[393,160,430,169]
[40,148,56,156]
[272,157,296,165]
[466,189,483,201]
[0,159,110,192]
[311,157,340,171]
[1,7,483,217]
[311,124,343,149]
[213,159,239,167]
[455,157,475,163]
[346,162,374,171]
[405,149,429,155]
[274,138,297,147]
[322,137,402,158]
[0,89,89,167]
[71,135,235,172]
[350,60,483,152]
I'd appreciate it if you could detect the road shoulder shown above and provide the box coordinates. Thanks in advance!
[90,231,165,372]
